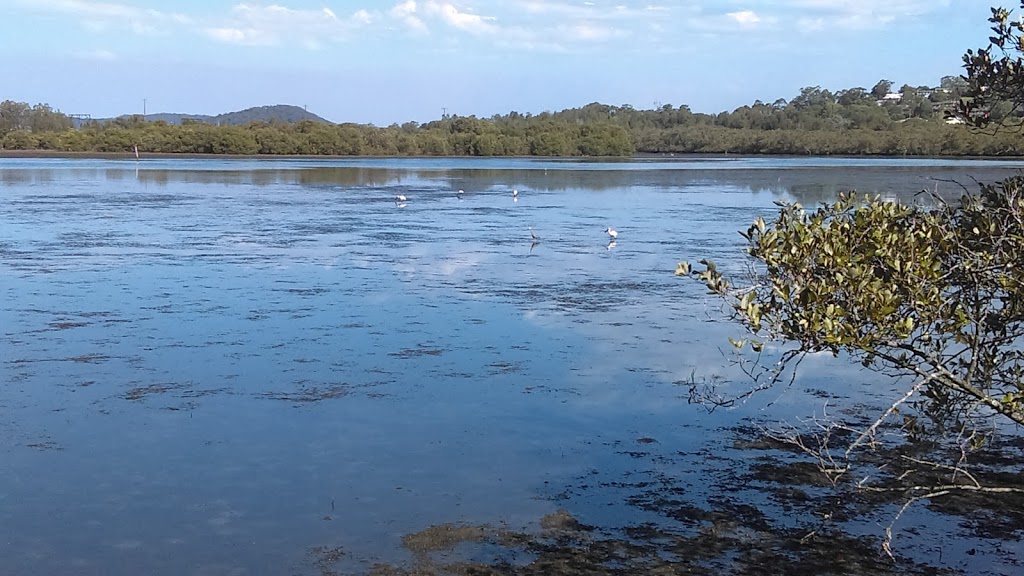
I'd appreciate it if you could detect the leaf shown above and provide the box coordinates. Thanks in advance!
[740,291,753,310]
[755,216,766,234]
[680,174,1024,431]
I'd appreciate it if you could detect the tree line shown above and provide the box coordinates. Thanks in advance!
[1,76,1020,157]
[0,101,73,134]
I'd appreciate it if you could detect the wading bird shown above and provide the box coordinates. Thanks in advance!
[605,227,618,239]
[395,194,407,202]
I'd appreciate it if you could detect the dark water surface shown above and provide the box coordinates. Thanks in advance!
[2,157,1023,575]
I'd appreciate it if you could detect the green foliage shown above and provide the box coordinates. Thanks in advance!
[2,130,36,150]
[957,4,1024,126]
[529,130,574,156]
[578,123,634,156]
[137,104,328,126]
[0,71,1018,157]
[871,79,894,99]
[685,179,1024,426]
[0,100,72,136]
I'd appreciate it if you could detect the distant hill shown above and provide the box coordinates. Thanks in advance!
[92,105,331,126]
[216,105,330,125]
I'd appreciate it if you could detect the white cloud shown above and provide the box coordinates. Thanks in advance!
[423,1,498,35]
[561,22,625,42]
[389,1,429,33]
[727,10,761,27]
[352,9,374,25]
[19,0,508,50]
[6,0,700,53]
[15,0,190,34]
[757,0,953,30]
[204,3,375,47]
[517,0,651,19]
[11,0,963,55]
[206,27,251,44]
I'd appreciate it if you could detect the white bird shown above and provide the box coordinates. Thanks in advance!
[605,227,618,239]
[457,189,464,196]
[395,194,407,202]
[512,189,519,198]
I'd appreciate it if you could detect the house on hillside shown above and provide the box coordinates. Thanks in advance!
[877,93,903,105]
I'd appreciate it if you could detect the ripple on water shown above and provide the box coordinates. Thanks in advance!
[1,157,1022,575]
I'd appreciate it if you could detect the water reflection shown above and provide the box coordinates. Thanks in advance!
[4,158,1023,207]
[0,157,1020,575]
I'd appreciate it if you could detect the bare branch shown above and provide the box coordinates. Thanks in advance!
[845,374,938,457]
[882,490,950,561]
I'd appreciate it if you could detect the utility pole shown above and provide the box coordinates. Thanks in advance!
[143,98,147,121]
[441,107,448,119]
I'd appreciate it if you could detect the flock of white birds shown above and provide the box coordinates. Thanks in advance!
[393,188,619,249]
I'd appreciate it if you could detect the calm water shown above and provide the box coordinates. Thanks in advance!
[1,156,1022,575]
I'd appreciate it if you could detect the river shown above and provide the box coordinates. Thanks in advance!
[1,156,1022,575]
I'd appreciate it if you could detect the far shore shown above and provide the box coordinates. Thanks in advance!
[2,150,1024,162]
[0,150,448,161]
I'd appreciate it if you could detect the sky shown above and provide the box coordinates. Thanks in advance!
[0,0,1004,125]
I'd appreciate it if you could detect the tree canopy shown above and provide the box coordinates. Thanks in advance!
[957,5,1024,126]
[0,101,72,135]
[684,184,1024,428]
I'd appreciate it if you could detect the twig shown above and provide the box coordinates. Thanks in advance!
[882,490,950,561]
[845,373,938,457]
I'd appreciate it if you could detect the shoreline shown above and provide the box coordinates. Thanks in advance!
[2,150,1024,162]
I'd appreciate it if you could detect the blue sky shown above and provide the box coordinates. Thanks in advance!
[0,1,1001,124]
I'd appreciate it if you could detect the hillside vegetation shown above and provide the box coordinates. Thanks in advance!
[96,104,330,127]
[2,78,1020,156]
